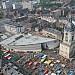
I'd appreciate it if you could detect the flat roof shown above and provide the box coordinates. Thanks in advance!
[0,34,56,46]
[44,28,62,36]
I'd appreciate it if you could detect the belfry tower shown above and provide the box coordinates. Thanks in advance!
[59,17,75,58]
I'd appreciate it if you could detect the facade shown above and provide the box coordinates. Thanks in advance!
[0,34,59,52]
[2,0,22,10]
[42,28,62,40]
[4,24,25,34]
[2,1,12,10]
[22,0,39,10]
[59,19,75,58]
[22,1,33,10]
[40,15,56,23]
[37,0,40,3]
[12,2,22,10]
[51,9,61,17]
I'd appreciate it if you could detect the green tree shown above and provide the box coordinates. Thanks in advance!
[70,0,75,6]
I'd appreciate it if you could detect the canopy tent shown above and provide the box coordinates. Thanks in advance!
[12,56,20,61]
[43,70,48,74]
[42,55,47,59]
[39,68,43,72]
[56,60,60,63]
[6,56,11,60]
[33,61,38,66]
[61,64,65,68]
[57,65,61,70]
[41,59,45,63]
[67,70,74,75]
[38,53,44,57]
[56,70,62,74]
[29,61,32,66]
[4,53,10,58]
[50,63,54,67]
[51,73,56,75]
[44,61,47,64]
[41,72,45,75]
[46,60,52,65]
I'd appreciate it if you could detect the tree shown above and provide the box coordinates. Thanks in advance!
[70,0,75,6]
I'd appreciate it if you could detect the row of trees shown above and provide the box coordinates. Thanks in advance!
[40,0,62,8]
[70,0,75,6]
[40,3,62,8]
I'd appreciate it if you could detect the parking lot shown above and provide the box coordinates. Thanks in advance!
[1,47,75,75]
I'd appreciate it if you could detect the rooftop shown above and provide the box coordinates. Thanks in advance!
[0,34,56,46]
[65,20,75,32]
[44,28,62,36]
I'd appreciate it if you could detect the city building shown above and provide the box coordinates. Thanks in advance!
[36,0,40,3]
[4,23,25,34]
[1,0,22,10]
[51,9,61,17]
[22,0,38,10]
[2,0,12,10]
[12,2,22,10]
[22,0,32,10]
[42,28,62,40]
[0,34,59,52]
[40,14,57,23]
[59,18,75,58]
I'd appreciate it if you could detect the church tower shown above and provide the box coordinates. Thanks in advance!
[59,17,75,58]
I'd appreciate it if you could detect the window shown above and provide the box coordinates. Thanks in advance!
[72,36,74,41]
[15,35,23,40]
[66,33,68,35]
[65,36,68,41]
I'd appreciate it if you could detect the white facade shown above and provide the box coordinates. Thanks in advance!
[4,24,25,34]
[2,1,12,10]
[12,2,22,10]
[2,2,6,9]
[59,22,75,58]
[22,1,33,10]
[42,29,62,40]
[3,44,42,52]
[60,42,75,58]
[2,40,59,52]
[45,40,59,49]
[51,9,61,16]
[37,0,40,3]
[12,4,16,9]
[0,34,59,52]
[40,16,56,23]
